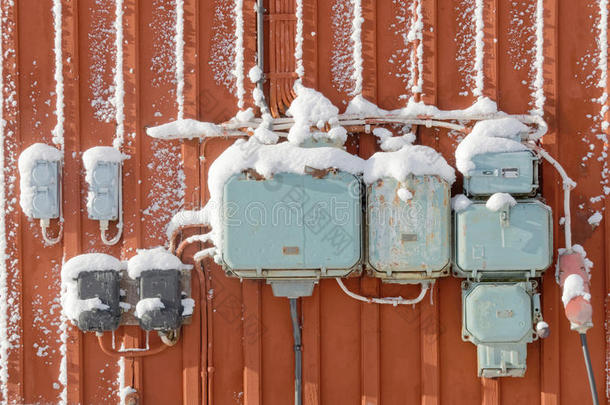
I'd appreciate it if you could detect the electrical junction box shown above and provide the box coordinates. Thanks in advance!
[367,175,451,280]
[222,170,362,280]
[30,160,61,220]
[463,151,538,197]
[76,270,121,332]
[137,270,183,331]
[462,281,542,377]
[453,200,552,280]
[87,160,121,221]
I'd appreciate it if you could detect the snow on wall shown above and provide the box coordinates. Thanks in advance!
[142,142,186,245]
[210,0,237,90]
[89,0,118,123]
[149,0,177,89]
[112,0,125,149]
[331,0,355,96]
[0,5,7,399]
[454,0,476,97]
[506,1,536,73]
[175,0,185,120]
[387,1,412,97]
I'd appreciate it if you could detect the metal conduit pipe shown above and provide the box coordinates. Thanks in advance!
[289,298,302,405]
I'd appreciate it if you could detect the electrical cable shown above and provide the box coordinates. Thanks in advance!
[336,278,429,306]
[580,333,599,405]
[529,143,599,404]
[40,218,62,245]
[289,298,302,405]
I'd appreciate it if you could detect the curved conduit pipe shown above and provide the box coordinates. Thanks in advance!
[526,143,598,405]
[335,278,430,306]
[96,331,169,358]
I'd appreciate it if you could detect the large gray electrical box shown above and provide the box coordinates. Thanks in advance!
[88,161,120,221]
[462,281,541,377]
[30,160,61,220]
[76,270,121,332]
[137,270,183,331]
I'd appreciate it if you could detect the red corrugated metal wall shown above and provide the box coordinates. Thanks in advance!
[1,0,608,404]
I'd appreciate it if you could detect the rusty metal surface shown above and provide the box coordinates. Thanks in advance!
[0,0,608,404]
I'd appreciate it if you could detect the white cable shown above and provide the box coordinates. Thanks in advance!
[526,143,576,250]
[40,219,62,246]
[100,220,123,246]
[335,278,429,306]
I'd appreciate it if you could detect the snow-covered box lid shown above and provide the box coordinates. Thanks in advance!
[62,253,124,281]
[18,143,62,218]
[455,117,529,175]
[127,247,191,279]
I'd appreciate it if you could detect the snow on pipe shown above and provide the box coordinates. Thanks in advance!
[146,113,547,141]
[335,278,429,306]
[175,0,185,120]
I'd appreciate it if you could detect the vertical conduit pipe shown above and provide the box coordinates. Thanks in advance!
[289,298,302,405]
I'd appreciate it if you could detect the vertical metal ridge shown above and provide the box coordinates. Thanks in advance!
[540,0,560,403]
[243,279,262,405]
[2,0,24,402]
[60,0,83,402]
